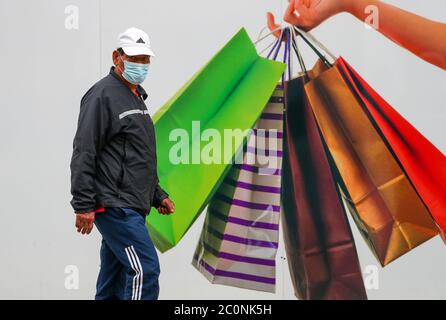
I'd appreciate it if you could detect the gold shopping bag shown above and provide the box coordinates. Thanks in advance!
[304,61,438,266]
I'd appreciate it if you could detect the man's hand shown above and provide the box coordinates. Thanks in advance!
[157,198,175,215]
[267,0,348,37]
[75,211,95,235]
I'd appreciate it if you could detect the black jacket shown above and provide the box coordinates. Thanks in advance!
[70,67,168,215]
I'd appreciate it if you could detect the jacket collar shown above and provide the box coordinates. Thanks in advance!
[109,66,148,101]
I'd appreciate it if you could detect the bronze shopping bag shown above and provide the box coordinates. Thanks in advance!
[304,59,438,266]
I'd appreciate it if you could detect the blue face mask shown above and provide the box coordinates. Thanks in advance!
[119,57,150,85]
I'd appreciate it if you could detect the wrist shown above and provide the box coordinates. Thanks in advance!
[75,209,95,214]
[159,195,168,204]
[344,0,378,18]
[153,196,167,208]
[338,0,353,13]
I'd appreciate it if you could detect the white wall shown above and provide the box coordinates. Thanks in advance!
[0,0,445,299]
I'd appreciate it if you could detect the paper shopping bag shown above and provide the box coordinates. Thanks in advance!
[146,28,285,252]
[337,57,446,238]
[281,64,367,299]
[304,59,438,266]
[192,86,284,293]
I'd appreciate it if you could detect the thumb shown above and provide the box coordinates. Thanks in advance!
[168,201,175,212]
[266,12,276,26]
[266,12,281,38]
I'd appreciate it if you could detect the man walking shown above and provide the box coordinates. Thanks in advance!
[70,27,175,300]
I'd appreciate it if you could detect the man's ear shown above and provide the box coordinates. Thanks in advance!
[112,50,119,66]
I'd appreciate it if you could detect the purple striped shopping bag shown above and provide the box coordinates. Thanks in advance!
[192,86,284,293]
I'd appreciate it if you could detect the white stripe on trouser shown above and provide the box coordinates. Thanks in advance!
[125,246,143,300]
[124,247,139,300]
[130,246,144,300]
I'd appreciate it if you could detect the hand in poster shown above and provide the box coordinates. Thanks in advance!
[267,0,446,70]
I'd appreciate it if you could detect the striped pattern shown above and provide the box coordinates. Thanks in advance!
[125,246,143,300]
[192,86,284,293]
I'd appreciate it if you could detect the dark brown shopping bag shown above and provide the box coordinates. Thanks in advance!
[282,57,367,299]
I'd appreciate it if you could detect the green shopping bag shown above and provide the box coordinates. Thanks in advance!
[146,28,285,252]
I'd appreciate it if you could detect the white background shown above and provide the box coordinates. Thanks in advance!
[0,0,445,299]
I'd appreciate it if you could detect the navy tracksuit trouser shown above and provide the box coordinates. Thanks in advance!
[93,207,160,300]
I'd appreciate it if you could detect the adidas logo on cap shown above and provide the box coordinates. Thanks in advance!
[117,27,155,57]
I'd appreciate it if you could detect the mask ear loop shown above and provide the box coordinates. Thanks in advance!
[115,50,126,74]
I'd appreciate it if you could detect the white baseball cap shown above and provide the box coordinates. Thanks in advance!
[117,27,155,57]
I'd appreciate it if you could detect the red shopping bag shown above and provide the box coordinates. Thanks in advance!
[337,57,446,236]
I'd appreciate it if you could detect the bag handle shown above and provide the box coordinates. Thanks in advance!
[255,26,282,56]
[254,26,282,46]
[286,28,292,81]
[293,26,336,65]
[293,27,332,69]
[266,27,286,60]
[289,25,308,79]
[280,28,292,83]
[262,27,292,85]
[269,28,292,84]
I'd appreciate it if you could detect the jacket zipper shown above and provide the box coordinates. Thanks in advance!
[117,135,127,198]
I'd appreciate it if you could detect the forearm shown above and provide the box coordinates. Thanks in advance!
[70,151,98,213]
[344,0,446,70]
[71,89,110,213]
